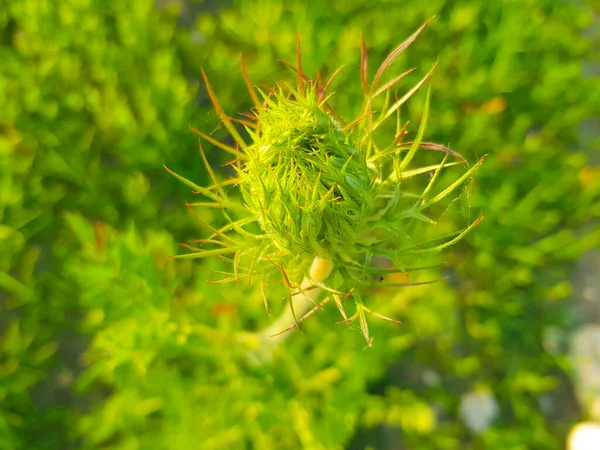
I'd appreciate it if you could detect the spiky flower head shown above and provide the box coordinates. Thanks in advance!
[167,20,483,345]
[241,82,375,261]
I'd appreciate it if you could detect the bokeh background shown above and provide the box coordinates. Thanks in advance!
[1,0,600,448]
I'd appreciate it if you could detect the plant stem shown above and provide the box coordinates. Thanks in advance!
[242,257,334,362]
[260,256,334,341]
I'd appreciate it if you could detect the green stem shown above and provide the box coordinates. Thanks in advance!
[243,257,334,362]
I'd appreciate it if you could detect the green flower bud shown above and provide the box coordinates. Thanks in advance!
[239,84,374,261]
[167,20,483,344]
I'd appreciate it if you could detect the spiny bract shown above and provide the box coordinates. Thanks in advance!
[167,19,483,344]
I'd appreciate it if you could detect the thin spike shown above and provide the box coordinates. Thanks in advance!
[420,154,448,205]
[208,273,251,285]
[319,65,346,104]
[372,68,416,98]
[374,61,437,131]
[239,112,258,121]
[372,17,435,88]
[365,100,374,158]
[178,242,205,252]
[185,203,239,245]
[202,217,259,239]
[399,81,432,171]
[188,239,227,246]
[271,296,332,337]
[394,160,464,180]
[280,60,311,83]
[199,266,240,276]
[239,55,261,111]
[315,71,322,89]
[341,113,370,132]
[165,165,244,210]
[394,121,410,145]
[265,255,301,332]
[193,178,239,194]
[424,155,486,206]
[261,280,271,316]
[247,246,264,287]
[376,87,392,125]
[357,303,373,347]
[333,294,349,324]
[290,285,319,297]
[170,246,238,260]
[185,202,226,208]
[369,140,467,165]
[360,34,369,94]
[233,251,241,284]
[306,276,345,295]
[362,305,401,323]
[317,92,335,107]
[201,68,248,150]
[404,212,484,255]
[189,125,245,159]
[358,262,448,274]
[197,141,227,198]
[259,83,278,101]
[408,142,468,165]
[230,116,258,129]
[369,278,444,288]
[370,311,400,323]
[213,192,264,240]
[296,31,304,93]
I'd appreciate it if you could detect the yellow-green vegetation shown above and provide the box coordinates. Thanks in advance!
[1,0,599,449]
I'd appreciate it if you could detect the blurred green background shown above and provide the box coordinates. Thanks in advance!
[1,0,599,448]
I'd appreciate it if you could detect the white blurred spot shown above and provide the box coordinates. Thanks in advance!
[459,389,499,434]
[568,422,600,450]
